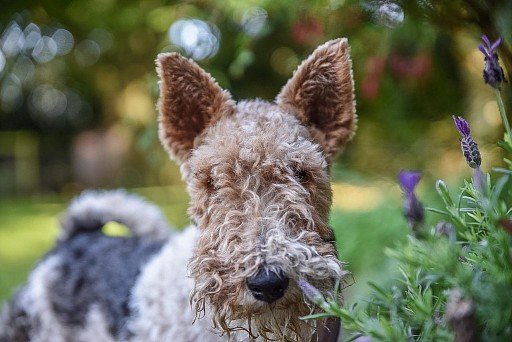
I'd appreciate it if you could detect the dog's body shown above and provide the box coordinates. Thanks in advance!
[0,38,356,341]
[0,193,218,341]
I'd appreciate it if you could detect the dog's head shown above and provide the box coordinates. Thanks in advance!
[156,38,356,340]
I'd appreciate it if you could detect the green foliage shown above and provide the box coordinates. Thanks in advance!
[305,169,512,340]
[302,87,512,342]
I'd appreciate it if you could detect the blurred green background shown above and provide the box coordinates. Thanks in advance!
[1,0,511,305]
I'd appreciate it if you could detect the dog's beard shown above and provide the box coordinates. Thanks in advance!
[190,278,320,341]
[189,228,345,340]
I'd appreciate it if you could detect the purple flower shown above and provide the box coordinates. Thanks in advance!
[478,35,506,89]
[298,279,326,306]
[398,170,421,195]
[398,170,424,232]
[453,116,481,168]
[453,115,470,136]
[472,166,486,195]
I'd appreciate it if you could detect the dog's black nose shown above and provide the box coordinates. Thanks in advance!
[247,269,289,303]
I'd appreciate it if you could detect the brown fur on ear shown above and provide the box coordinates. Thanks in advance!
[156,53,235,162]
[276,38,357,160]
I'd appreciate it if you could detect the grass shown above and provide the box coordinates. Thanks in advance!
[0,197,61,302]
[0,181,413,306]
[0,186,190,303]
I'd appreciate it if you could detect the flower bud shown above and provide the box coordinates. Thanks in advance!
[298,279,326,306]
[478,35,506,90]
[435,180,454,207]
[398,171,424,233]
[453,116,481,169]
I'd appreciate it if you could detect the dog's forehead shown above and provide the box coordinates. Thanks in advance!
[195,100,326,168]
[235,100,299,132]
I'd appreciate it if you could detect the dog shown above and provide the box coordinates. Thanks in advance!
[0,38,357,341]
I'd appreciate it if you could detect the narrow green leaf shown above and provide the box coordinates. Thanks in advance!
[300,313,335,320]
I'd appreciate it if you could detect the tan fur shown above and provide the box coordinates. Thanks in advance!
[157,38,357,341]
[276,38,357,160]
[156,53,236,162]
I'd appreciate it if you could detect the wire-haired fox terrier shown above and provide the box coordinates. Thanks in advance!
[0,38,356,341]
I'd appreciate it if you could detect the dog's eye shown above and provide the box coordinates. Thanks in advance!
[204,175,220,192]
[207,176,217,190]
[194,171,217,192]
[293,169,309,183]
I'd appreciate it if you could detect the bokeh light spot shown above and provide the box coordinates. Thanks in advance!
[88,28,113,52]
[270,47,299,76]
[22,23,41,52]
[365,1,404,28]
[1,75,22,112]
[0,51,5,73]
[30,85,68,121]
[32,36,58,63]
[12,55,35,83]
[52,29,75,55]
[74,39,101,66]
[241,7,268,37]
[1,21,24,57]
[168,19,220,60]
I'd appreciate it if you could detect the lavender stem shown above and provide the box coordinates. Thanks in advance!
[494,89,511,138]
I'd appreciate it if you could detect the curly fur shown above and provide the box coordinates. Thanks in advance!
[182,101,344,340]
[157,38,357,341]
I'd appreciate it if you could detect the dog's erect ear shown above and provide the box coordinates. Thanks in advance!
[156,53,235,162]
[276,38,357,160]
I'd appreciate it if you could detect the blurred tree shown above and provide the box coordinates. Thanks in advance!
[398,0,512,81]
[0,0,508,194]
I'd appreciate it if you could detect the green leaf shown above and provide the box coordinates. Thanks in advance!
[300,313,335,320]
[426,207,449,215]
[436,180,454,207]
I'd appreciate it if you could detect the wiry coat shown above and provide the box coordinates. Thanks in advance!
[0,38,357,341]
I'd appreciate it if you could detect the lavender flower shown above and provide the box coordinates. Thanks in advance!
[478,35,506,89]
[453,116,481,169]
[398,170,424,232]
[298,279,326,306]
[472,166,487,195]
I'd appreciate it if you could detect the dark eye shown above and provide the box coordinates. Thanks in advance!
[207,176,216,190]
[293,169,309,183]
[194,170,217,192]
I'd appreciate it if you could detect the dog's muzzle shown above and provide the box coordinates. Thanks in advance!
[246,269,289,303]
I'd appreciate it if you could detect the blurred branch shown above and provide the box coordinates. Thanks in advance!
[399,0,512,82]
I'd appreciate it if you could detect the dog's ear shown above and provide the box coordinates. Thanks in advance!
[276,38,357,160]
[156,53,235,162]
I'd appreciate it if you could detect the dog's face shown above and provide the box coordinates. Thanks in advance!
[157,39,356,340]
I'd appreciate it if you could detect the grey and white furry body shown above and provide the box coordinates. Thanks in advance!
[59,189,172,241]
[0,192,221,341]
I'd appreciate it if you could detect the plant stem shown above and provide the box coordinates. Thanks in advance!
[495,89,511,137]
